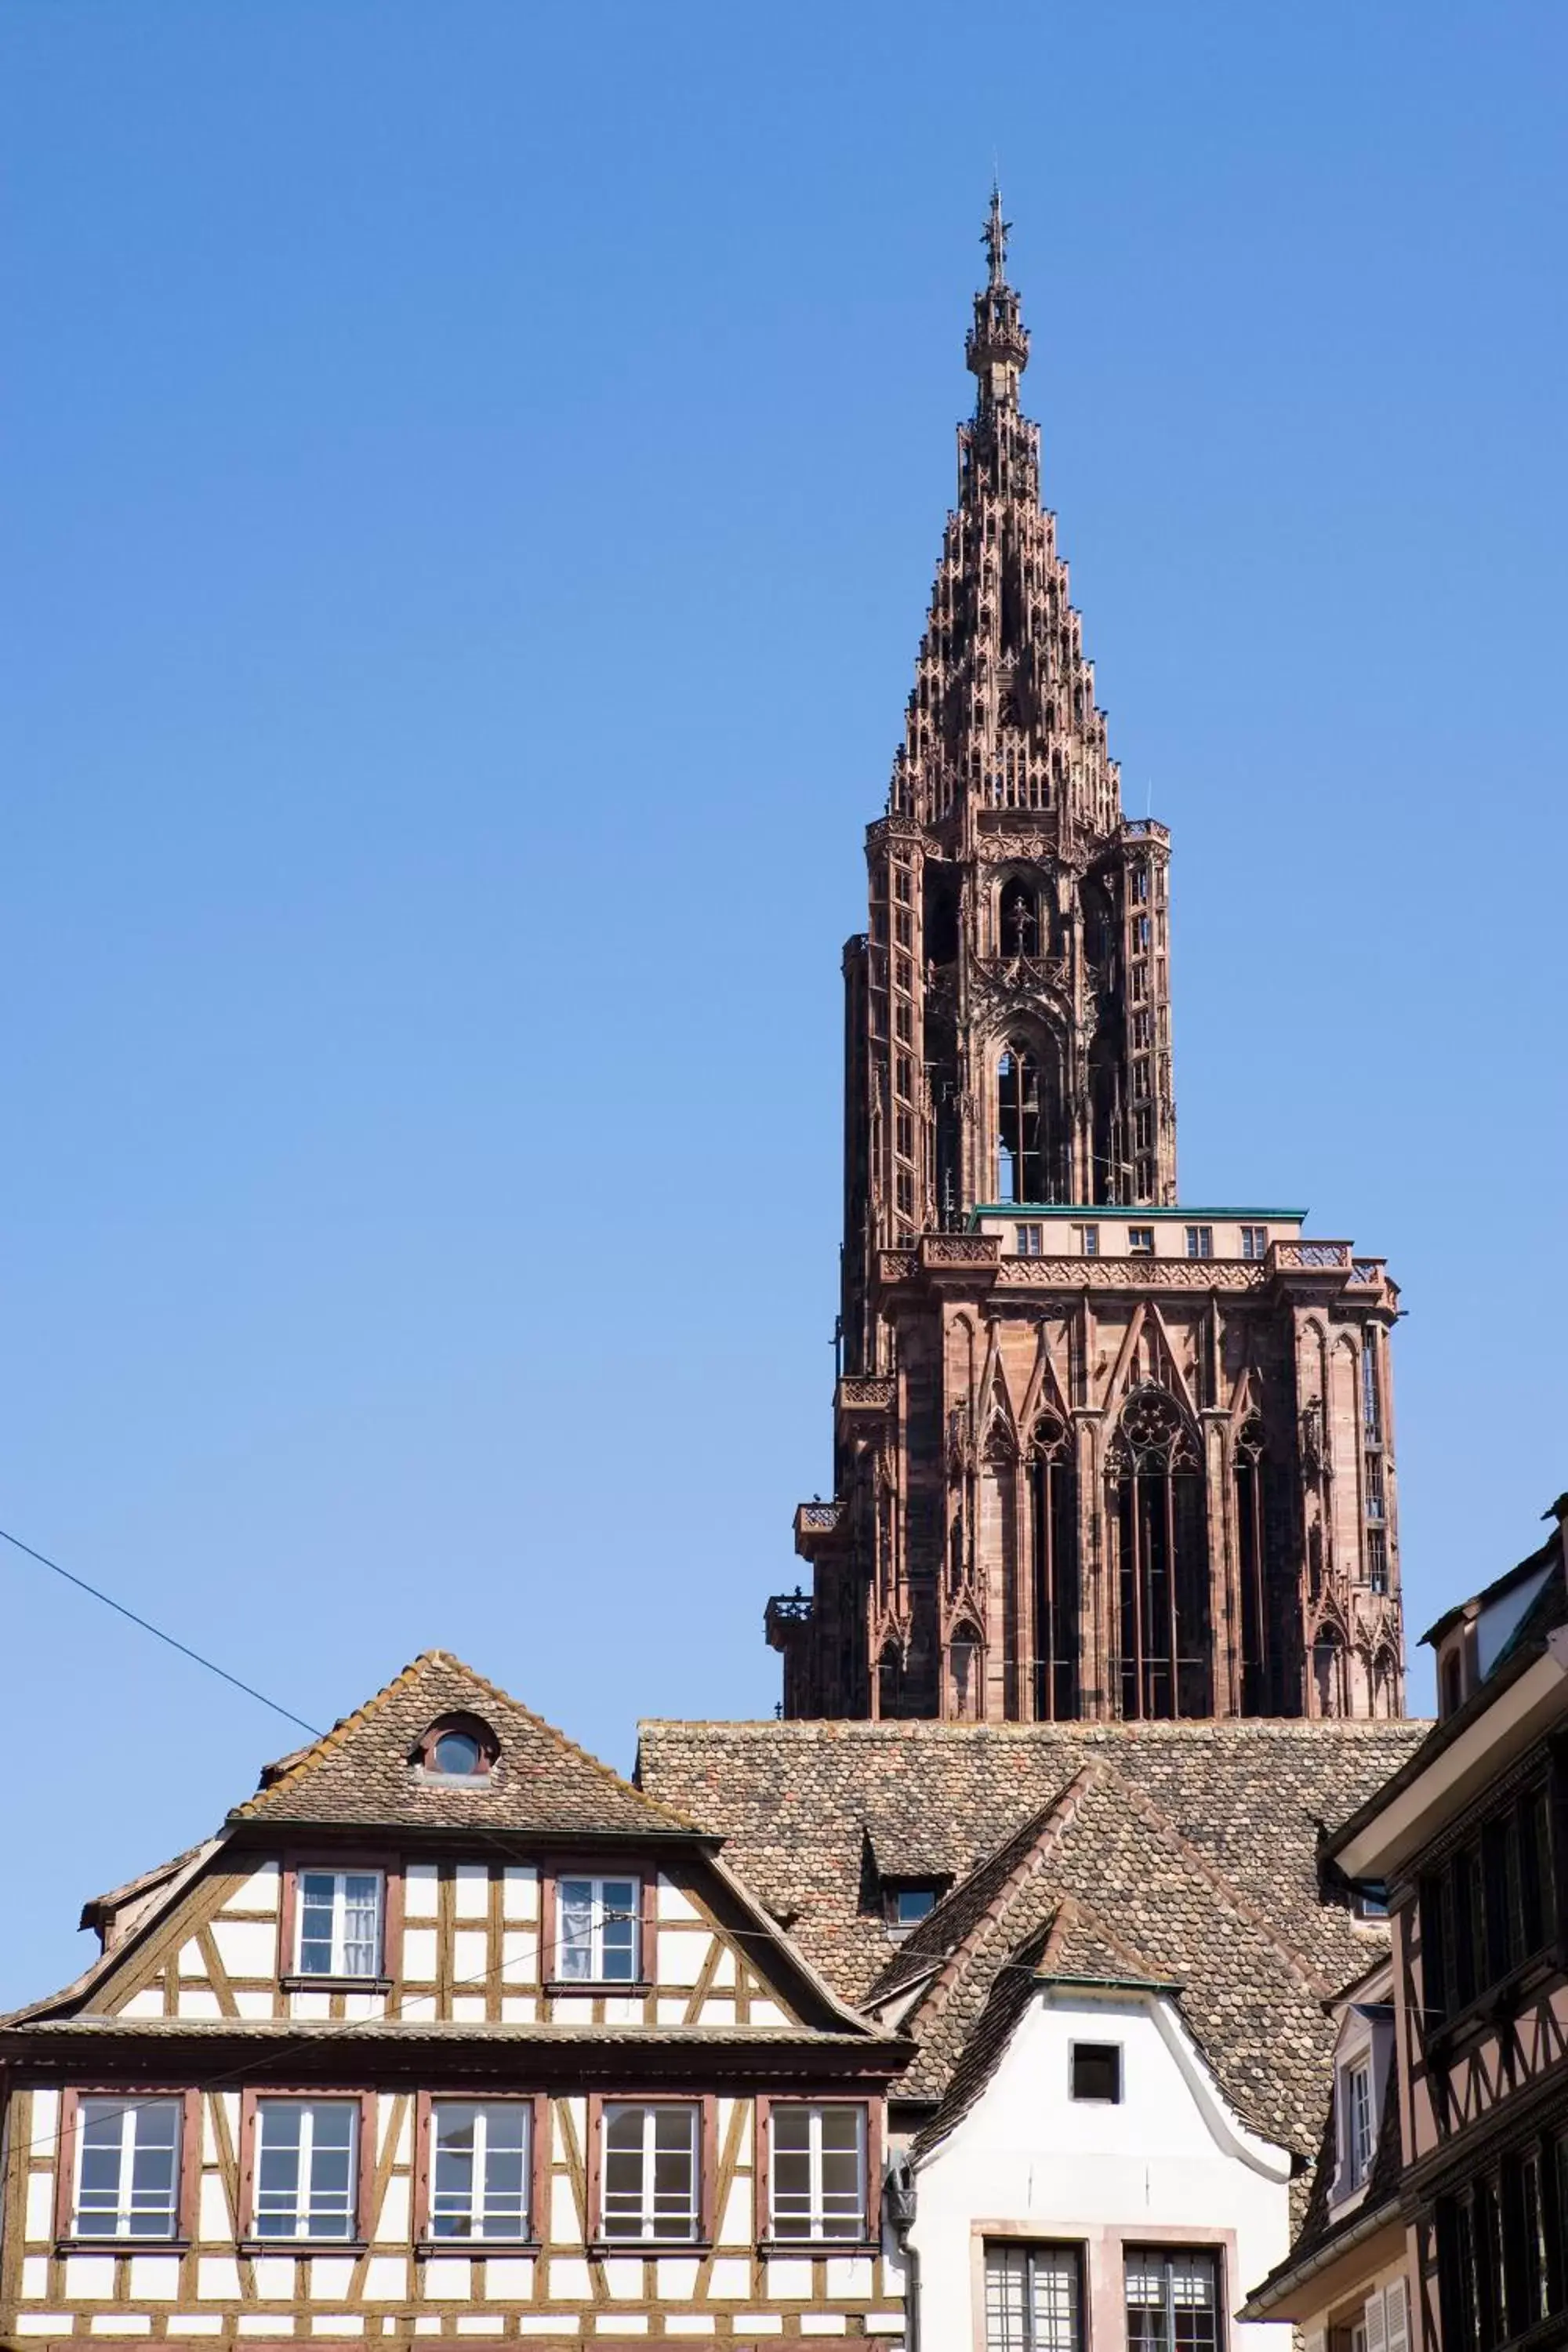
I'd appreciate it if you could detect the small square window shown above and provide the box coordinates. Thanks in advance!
[1070,2042,1122,2103]
[1079,1225,1099,1258]
[1014,1224,1044,1257]
[1240,1225,1268,1261]
[1128,1227,1155,1256]
[1185,1226,1213,1260]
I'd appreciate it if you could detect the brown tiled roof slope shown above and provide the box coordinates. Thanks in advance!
[235,1652,701,1838]
[637,1719,1427,2154]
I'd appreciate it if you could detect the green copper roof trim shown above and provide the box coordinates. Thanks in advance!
[967,1203,1309,1225]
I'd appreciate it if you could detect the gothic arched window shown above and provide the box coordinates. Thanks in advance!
[1108,1388,1210,1720]
[1030,1415,1079,1720]
[996,1040,1043,1203]
[948,1625,982,1722]
[1233,1417,1273,1713]
[1312,1624,1348,1717]
[877,1644,902,1722]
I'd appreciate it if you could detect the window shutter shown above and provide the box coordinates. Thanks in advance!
[1385,2280,1409,2352]
[1365,2290,1387,2352]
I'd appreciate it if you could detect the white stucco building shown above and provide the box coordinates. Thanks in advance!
[902,1962,1294,2352]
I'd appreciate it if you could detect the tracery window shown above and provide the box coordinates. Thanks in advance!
[1108,1390,1211,1719]
[997,1039,1052,1203]
[1030,1416,1079,1720]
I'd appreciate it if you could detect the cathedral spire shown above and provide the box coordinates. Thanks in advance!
[967,185,1029,410]
[983,183,1010,287]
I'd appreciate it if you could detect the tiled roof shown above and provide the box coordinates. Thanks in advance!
[636,1718,1428,2155]
[235,1652,702,1838]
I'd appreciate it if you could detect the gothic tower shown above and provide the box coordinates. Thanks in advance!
[768,198,1406,1726]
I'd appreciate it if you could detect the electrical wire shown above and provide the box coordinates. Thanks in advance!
[0,1523,322,1739]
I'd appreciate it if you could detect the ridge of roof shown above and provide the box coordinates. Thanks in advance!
[877,1766,1103,2036]
[866,1769,1096,2005]
[233,1650,702,1837]
[1035,1892,1174,1990]
[637,1716,1428,1743]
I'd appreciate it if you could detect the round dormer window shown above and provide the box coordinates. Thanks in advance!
[414,1714,497,1780]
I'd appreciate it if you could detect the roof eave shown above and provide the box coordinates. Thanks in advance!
[1333,1635,1568,1879]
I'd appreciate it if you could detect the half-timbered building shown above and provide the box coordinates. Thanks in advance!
[0,1653,909,2348]
[1249,1499,1568,2352]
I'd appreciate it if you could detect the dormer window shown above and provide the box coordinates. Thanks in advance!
[414,1715,498,1781]
[1344,2059,1375,2189]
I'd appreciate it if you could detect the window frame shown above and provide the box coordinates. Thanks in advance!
[238,2089,376,2250]
[53,2087,201,2248]
[1069,2041,1123,2103]
[756,2096,878,2248]
[541,1864,652,1991]
[412,2091,547,2248]
[278,1854,399,1989]
[1122,2240,1226,2352]
[1185,1226,1214,1261]
[412,1712,498,1782]
[586,2092,713,2249]
[1240,1225,1268,1262]
[1128,1226,1156,1257]
[982,2235,1087,2352]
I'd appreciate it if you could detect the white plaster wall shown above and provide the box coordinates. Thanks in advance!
[909,1990,1294,2352]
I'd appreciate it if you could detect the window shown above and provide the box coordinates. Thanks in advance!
[1134,1109,1153,1152]
[252,2100,359,2241]
[1240,1225,1268,1261]
[1133,866,1150,903]
[985,2242,1083,2352]
[1128,1226,1155,1256]
[416,1714,497,1779]
[1362,1340,1382,1438]
[600,2103,699,2242]
[295,1870,383,1979]
[1134,914,1151,949]
[1367,1528,1389,1595]
[1132,1010,1152,1047]
[1125,2247,1221,2352]
[1015,1224,1044,1256]
[71,2098,183,2240]
[886,1884,942,1929]
[1420,1777,1556,2020]
[896,1110,913,1160]
[895,1053,913,1099]
[557,1875,640,1983]
[428,2100,532,2241]
[1131,967,1147,1001]
[1343,2059,1375,2189]
[1069,2042,1122,2102]
[1079,1225,1100,1257]
[1185,1226,1213,1261]
[895,1002,912,1043]
[769,2103,866,2240]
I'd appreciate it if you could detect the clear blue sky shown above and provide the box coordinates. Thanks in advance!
[2,1,1564,2006]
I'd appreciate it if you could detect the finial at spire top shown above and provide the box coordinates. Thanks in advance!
[983,184,1011,289]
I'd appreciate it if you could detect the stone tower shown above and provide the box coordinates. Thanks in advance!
[767,198,1406,1726]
